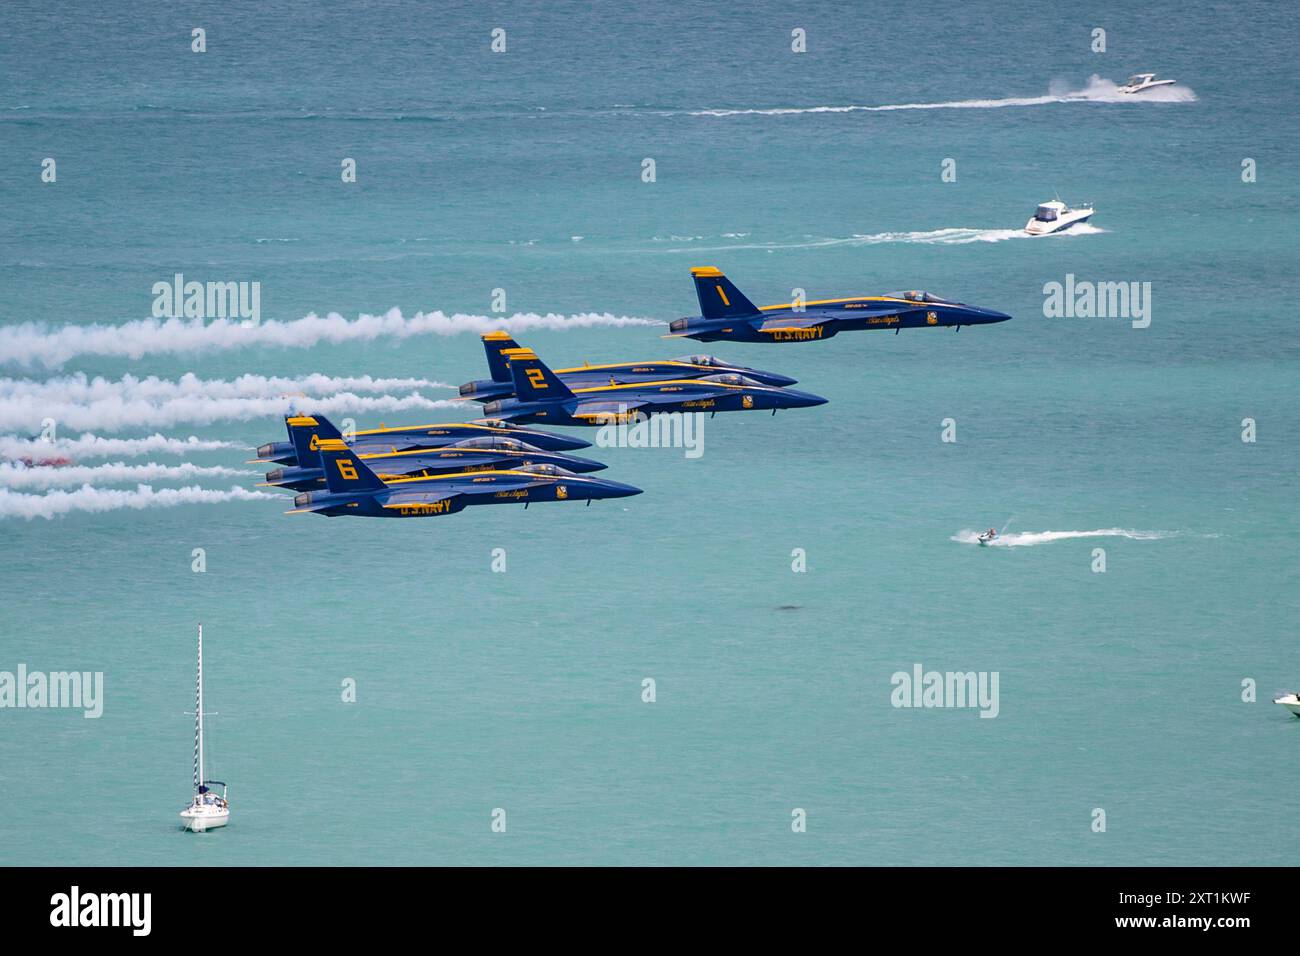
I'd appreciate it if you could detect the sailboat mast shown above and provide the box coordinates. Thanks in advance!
[195,623,204,790]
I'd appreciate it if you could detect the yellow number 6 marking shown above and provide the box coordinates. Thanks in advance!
[336,459,359,480]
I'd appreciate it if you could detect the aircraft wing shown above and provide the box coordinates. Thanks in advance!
[757,307,911,333]
[570,400,649,423]
[380,490,463,515]
[756,314,831,332]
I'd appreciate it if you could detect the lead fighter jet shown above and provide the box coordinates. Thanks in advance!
[480,346,827,426]
[286,439,641,518]
[667,267,1012,343]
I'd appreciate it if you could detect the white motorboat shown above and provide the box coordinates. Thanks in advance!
[977,529,998,546]
[1274,692,1300,718]
[1025,200,1095,236]
[1117,73,1177,95]
[179,624,229,832]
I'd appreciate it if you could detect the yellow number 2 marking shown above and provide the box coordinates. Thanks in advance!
[526,368,547,389]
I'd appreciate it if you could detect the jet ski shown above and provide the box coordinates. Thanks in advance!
[977,529,998,546]
[1117,73,1176,95]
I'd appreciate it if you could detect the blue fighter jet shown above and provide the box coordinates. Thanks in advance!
[458,331,798,403]
[263,414,606,492]
[286,438,641,518]
[480,346,827,425]
[666,267,1013,343]
[251,413,590,467]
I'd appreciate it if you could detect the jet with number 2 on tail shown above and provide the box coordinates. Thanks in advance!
[666,267,1012,343]
[286,438,641,517]
[479,347,827,425]
[457,331,799,403]
[263,413,606,492]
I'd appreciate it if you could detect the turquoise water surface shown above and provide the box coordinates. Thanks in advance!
[1,0,1297,865]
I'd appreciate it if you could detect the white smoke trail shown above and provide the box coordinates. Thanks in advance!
[952,528,1176,547]
[0,373,452,406]
[0,461,254,490]
[688,75,1196,117]
[0,433,240,461]
[0,309,664,369]
[0,390,460,433]
[0,484,276,520]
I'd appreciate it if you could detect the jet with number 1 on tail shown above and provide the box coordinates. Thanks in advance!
[457,331,799,403]
[480,347,827,425]
[286,438,641,518]
[666,267,1012,343]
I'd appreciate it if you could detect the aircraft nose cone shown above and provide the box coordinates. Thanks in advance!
[565,454,608,473]
[784,388,829,408]
[598,479,643,499]
[765,371,800,387]
[981,308,1013,323]
[554,434,592,450]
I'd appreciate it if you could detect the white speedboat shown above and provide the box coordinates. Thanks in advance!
[977,529,998,546]
[1025,200,1095,236]
[1275,692,1300,718]
[1117,73,1176,95]
[179,624,230,832]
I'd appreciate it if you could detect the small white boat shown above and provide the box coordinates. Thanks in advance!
[1117,73,1177,95]
[977,529,998,546]
[1025,200,1095,236]
[1274,692,1300,718]
[179,624,229,832]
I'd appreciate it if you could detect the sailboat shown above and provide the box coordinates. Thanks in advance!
[179,623,229,832]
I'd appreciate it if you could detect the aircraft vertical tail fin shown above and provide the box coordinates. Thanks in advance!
[691,267,761,320]
[504,348,575,402]
[481,331,522,383]
[286,414,343,470]
[316,438,387,494]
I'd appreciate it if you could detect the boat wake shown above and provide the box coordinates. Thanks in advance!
[952,528,1176,548]
[689,75,1197,117]
[666,223,1103,253]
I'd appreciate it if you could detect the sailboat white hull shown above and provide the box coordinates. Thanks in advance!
[180,807,230,831]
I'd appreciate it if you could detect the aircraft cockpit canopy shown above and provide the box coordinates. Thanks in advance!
[676,354,726,367]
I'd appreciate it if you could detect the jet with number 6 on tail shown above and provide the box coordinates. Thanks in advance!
[287,438,641,517]
[666,267,1012,343]
[480,347,827,425]
[263,413,607,492]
